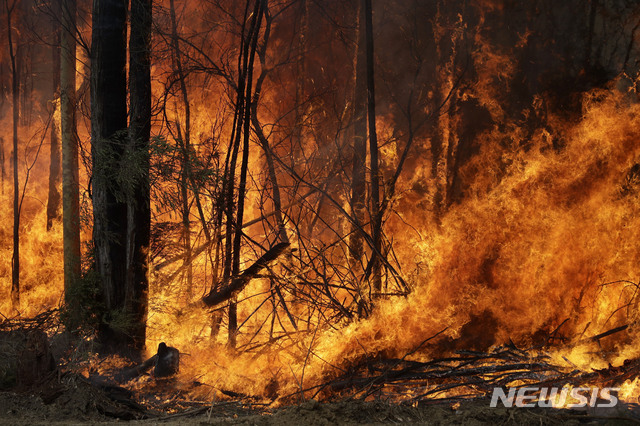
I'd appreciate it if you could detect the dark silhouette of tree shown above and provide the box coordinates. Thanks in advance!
[90,0,130,351]
[61,0,82,326]
[46,0,62,231]
[6,0,21,309]
[126,0,152,351]
[349,0,366,278]
[364,0,381,297]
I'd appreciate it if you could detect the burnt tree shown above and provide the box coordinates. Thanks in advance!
[6,0,21,308]
[349,0,367,260]
[126,0,152,350]
[90,0,130,350]
[61,0,82,325]
[46,0,62,231]
[364,0,382,296]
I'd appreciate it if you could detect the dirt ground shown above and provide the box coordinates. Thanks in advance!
[199,399,640,426]
[2,382,640,426]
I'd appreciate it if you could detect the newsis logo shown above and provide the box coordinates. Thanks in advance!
[490,387,620,408]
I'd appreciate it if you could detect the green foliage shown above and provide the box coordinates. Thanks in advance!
[148,134,223,216]
[60,268,104,336]
[62,269,140,341]
[92,130,152,207]
[105,308,140,337]
[62,241,141,340]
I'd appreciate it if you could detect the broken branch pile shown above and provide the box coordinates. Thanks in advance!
[301,344,640,405]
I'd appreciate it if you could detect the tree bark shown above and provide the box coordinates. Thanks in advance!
[364,0,381,296]
[91,0,129,349]
[127,0,152,351]
[6,0,21,308]
[47,0,62,231]
[349,0,367,268]
[61,0,82,324]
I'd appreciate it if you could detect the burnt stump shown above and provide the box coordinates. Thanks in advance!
[0,330,56,389]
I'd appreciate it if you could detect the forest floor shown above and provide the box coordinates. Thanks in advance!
[2,324,640,424]
[2,379,640,426]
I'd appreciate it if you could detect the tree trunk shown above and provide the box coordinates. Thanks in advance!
[6,0,21,309]
[47,0,62,231]
[126,0,152,351]
[292,0,308,147]
[431,2,463,223]
[364,0,381,297]
[349,0,368,314]
[250,9,286,245]
[349,0,367,261]
[0,32,5,194]
[61,0,82,325]
[91,0,129,350]
[228,0,264,348]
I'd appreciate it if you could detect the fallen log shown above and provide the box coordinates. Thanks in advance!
[202,242,290,307]
[115,354,157,383]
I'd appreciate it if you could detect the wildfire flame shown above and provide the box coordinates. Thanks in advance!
[3,0,640,410]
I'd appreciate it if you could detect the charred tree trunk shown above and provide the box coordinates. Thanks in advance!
[250,11,296,328]
[0,19,6,194]
[47,0,62,231]
[61,0,82,325]
[292,0,308,147]
[203,242,289,306]
[251,10,286,245]
[222,101,242,346]
[217,0,264,348]
[349,0,369,315]
[364,0,381,297]
[230,0,263,348]
[6,0,21,308]
[126,0,152,351]
[349,0,367,270]
[431,3,462,224]
[91,0,130,351]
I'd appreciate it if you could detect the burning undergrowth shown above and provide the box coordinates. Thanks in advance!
[3,85,640,417]
[314,86,640,383]
[134,87,640,407]
[4,0,640,419]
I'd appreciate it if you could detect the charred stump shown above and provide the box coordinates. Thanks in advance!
[0,330,56,389]
[114,342,180,383]
[154,342,179,378]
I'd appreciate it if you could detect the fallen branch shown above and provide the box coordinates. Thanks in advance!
[202,242,290,306]
[283,341,640,406]
[115,355,157,383]
[582,324,629,344]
